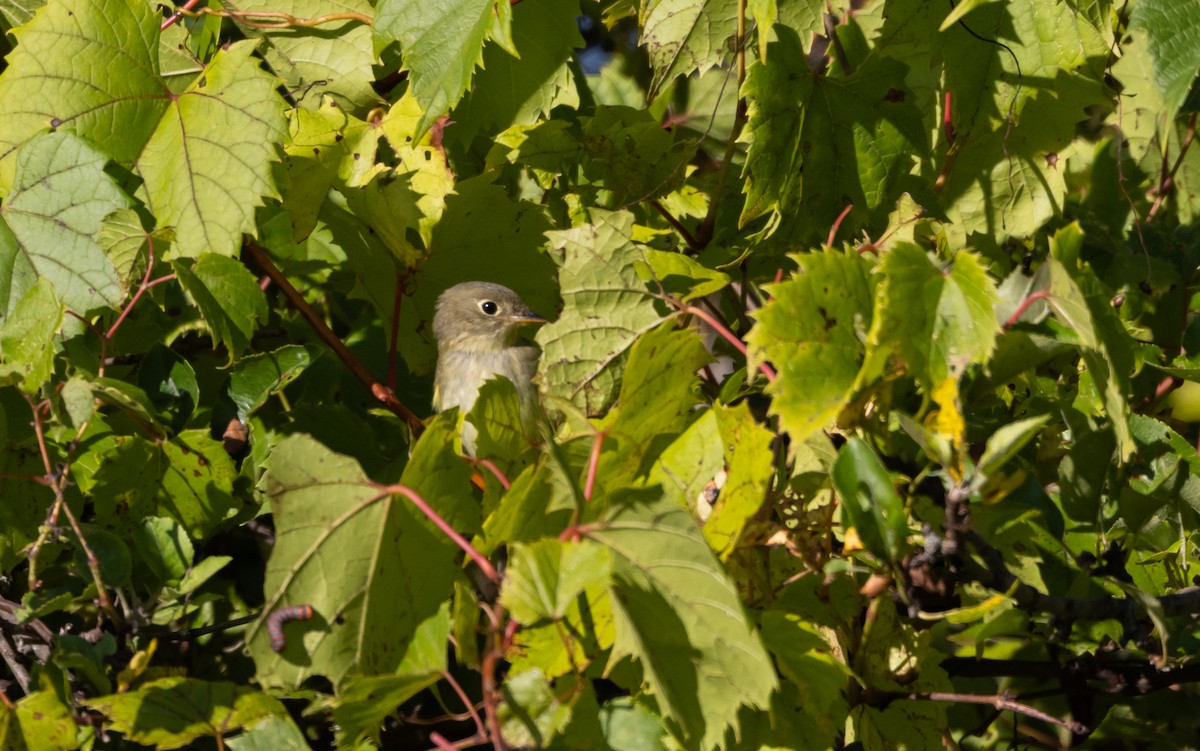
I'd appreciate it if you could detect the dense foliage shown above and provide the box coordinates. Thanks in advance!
[1,0,1200,748]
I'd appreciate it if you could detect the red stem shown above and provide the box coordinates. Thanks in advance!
[682,305,776,382]
[583,430,606,502]
[441,671,487,739]
[107,235,157,341]
[1003,289,1052,329]
[467,458,511,491]
[826,203,854,248]
[161,0,202,30]
[384,484,500,583]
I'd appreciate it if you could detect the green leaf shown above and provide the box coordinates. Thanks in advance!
[500,539,612,624]
[646,409,724,518]
[598,326,710,496]
[934,0,1111,239]
[131,516,194,588]
[579,107,697,207]
[636,249,731,303]
[0,0,167,186]
[451,0,582,140]
[248,434,458,689]
[399,413,479,533]
[59,376,94,428]
[226,715,310,751]
[498,669,574,748]
[831,437,907,561]
[0,132,127,317]
[234,0,380,113]
[869,243,1000,388]
[373,0,497,135]
[589,493,777,750]
[467,377,534,465]
[641,0,738,96]
[1044,225,1134,460]
[746,249,875,445]
[974,414,1050,483]
[159,430,240,539]
[134,41,286,259]
[1130,0,1200,118]
[759,609,853,740]
[174,253,269,361]
[536,210,667,416]
[84,677,286,750]
[400,176,557,374]
[702,403,774,559]
[740,27,927,239]
[138,345,200,430]
[330,672,442,748]
[98,209,159,298]
[0,280,63,392]
[72,526,132,588]
[227,345,313,421]
[12,687,76,751]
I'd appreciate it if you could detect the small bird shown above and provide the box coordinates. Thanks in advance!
[432,281,546,455]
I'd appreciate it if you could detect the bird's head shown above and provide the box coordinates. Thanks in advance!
[433,281,546,352]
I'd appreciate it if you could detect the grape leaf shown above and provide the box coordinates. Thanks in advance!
[536,210,667,416]
[747,249,876,446]
[248,434,458,689]
[134,41,287,259]
[589,492,777,751]
[0,132,127,317]
[373,0,499,135]
[869,243,1000,388]
[1130,0,1200,119]
[174,253,269,362]
[641,0,738,96]
[0,0,167,187]
[84,677,286,750]
[233,0,380,113]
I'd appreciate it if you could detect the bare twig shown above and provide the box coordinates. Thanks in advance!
[649,200,701,250]
[891,691,1087,735]
[0,629,31,695]
[176,5,371,29]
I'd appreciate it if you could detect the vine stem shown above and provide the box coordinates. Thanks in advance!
[827,203,854,248]
[681,305,776,382]
[244,240,425,436]
[172,6,371,30]
[583,430,606,502]
[377,483,499,583]
[442,670,488,739]
[106,235,158,345]
[893,691,1087,735]
[1002,289,1051,329]
[649,200,701,250]
[467,457,511,491]
[160,0,201,30]
[1146,111,1198,222]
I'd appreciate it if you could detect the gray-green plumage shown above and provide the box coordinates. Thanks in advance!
[432,282,544,455]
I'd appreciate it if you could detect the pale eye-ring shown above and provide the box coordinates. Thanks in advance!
[479,300,499,315]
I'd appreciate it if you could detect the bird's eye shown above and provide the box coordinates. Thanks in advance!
[479,300,499,315]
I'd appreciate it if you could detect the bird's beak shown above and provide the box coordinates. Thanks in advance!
[508,311,547,325]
